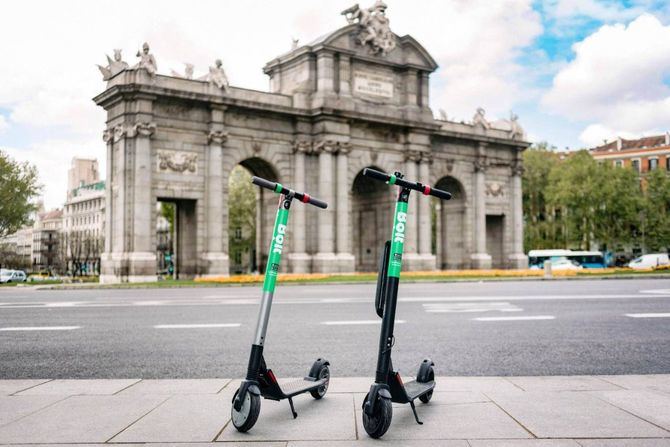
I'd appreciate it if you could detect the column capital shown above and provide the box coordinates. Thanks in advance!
[511,160,524,177]
[420,152,433,164]
[313,139,349,154]
[112,124,127,142]
[338,142,352,155]
[208,129,229,146]
[474,157,488,173]
[129,122,156,138]
[102,128,113,143]
[293,139,312,154]
[404,150,423,163]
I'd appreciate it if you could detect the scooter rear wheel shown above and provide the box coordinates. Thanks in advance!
[231,389,261,432]
[309,364,330,399]
[418,366,434,403]
[362,394,392,438]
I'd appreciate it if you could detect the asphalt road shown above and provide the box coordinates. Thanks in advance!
[1,279,669,379]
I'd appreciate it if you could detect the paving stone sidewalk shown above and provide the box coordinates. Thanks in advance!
[0,375,669,446]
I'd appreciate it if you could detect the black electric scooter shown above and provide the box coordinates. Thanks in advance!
[231,176,331,432]
[360,168,452,438]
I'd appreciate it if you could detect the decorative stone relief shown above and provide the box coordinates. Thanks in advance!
[404,150,422,163]
[474,157,488,173]
[341,1,396,56]
[293,139,312,154]
[102,128,113,143]
[157,150,198,174]
[112,124,126,143]
[485,182,505,198]
[313,140,351,154]
[444,158,455,173]
[511,159,524,177]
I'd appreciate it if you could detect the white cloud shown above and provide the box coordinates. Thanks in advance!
[542,13,670,146]
[0,115,8,134]
[0,0,544,207]
[546,0,646,22]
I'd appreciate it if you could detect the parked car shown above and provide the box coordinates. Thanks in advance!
[550,257,584,271]
[0,270,27,283]
[628,253,670,270]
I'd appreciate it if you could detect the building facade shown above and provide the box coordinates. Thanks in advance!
[590,134,670,174]
[94,4,529,283]
[68,158,100,195]
[62,181,106,275]
[32,208,63,272]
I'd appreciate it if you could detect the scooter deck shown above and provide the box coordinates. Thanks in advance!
[277,377,328,398]
[402,379,435,401]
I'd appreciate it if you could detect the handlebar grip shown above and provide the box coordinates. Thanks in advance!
[307,196,328,209]
[362,168,391,183]
[251,176,278,192]
[429,188,452,201]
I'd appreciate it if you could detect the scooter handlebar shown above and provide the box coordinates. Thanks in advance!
[251,176,328,209]
[362,168,452,200]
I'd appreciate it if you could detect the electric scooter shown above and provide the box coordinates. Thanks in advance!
[231,176,331,432]
[360,168,452,438]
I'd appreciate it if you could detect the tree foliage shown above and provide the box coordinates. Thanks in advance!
[523,145,660,254]
[0,150,41,238]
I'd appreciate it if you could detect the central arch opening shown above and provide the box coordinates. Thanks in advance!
[228,157,280,274]
[352,167,394,272]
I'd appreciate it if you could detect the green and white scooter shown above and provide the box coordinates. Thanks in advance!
[231,176,331,432]
[360,168,452,438]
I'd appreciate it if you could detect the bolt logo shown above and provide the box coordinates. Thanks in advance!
[272,224,287,254]
[393,212,407,243]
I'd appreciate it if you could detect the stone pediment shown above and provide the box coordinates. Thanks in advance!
[265,24,437,73]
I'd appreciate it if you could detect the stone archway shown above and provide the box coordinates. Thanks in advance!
[434,176,467,269]
[351,167,395,272]
[228,157,281,274]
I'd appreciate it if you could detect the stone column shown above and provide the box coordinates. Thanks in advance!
[313,140,338,272]
[336,143,355,272]
[338,55,351,96]
[508,157,528,268]
[418,154,435,268]
[128,121,157,282]
[288,140,312,273]
[470,146,492,269]
[99,128,115,284]
[402,151,422,270]
[201,127,230,277]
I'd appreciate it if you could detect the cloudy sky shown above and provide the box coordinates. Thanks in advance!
[1,0,670,208]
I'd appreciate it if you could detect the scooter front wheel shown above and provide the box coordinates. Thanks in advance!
[231,389,261,432]
[362,394,392,438]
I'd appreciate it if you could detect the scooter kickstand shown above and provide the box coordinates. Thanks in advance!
[409,400,423,425]
[287,397,298,419]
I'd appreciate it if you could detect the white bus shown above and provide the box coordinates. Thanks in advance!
[528,249,606,269]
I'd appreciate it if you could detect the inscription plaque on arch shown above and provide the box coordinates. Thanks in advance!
[353,71,394,99]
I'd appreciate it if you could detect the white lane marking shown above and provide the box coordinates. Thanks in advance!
[45,302,81,307]
[625,313,670,318]
[320,320,406,326]
[2,293,670,309]
[472,315,555,322]
[423,302,523,313]
[153,323,241,329]
[0,326,80,331]
[640,289,670,295]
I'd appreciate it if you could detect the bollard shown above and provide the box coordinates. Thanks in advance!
[544,260,552,279]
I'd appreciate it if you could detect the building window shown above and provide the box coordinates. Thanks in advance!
[649,158,658,170]
[234,227,242,240]
[631,159,640,172]
[614,160,623,168]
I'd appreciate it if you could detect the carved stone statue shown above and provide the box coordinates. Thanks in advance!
[97,49,129,81]
[472,107,490,129]
[438,109,448,121]
[171,63,194,79]
[509,112,525,140]
[200,59,229,91]
[135,42,157,77]
[291,38,299,50]
[341,1,396,56]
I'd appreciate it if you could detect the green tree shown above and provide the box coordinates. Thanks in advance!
[228,166,256,273]
[642,169,670,252]
[522,142,561,250]
[0,150,41,238]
